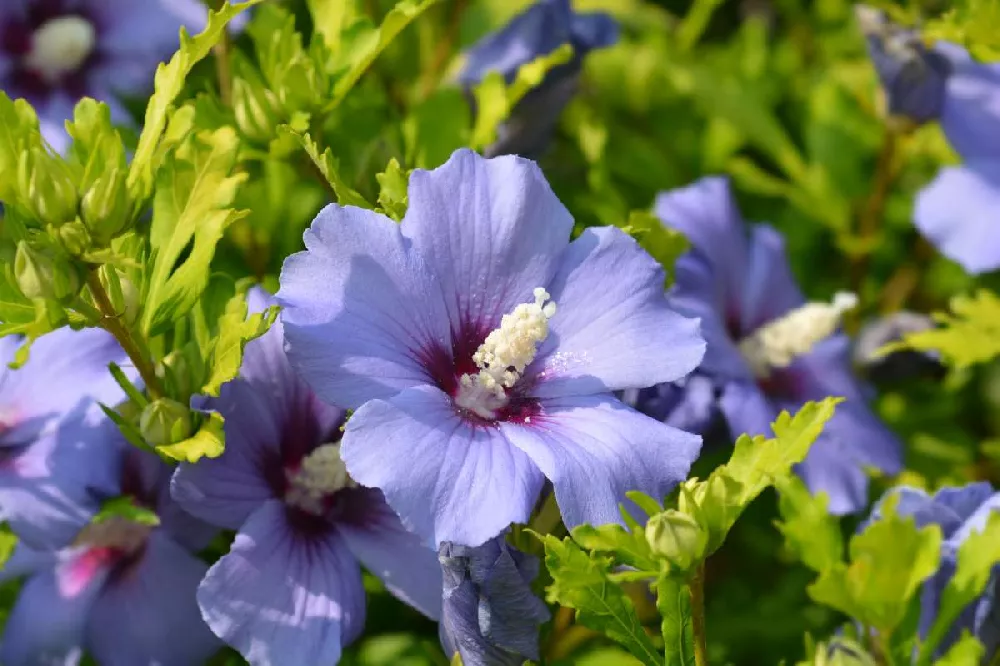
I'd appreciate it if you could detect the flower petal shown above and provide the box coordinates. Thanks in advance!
[278,204,451,409]
[500,395,701,529]
[530,227,704,398]
[335,488,443,620]
[739,225,805,330]
[654,176,748,300]
[343,385,545,547]
[1,327,125,445]
[914,161,1000,275]
[0,547,109,666]
[796,435,870,515]
[718,380,777,439]
[85,532,220,666]
[939,43,1000,162]
[401,149,573,330]
[197,501,365,666]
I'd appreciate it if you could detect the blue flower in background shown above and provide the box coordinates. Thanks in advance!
[869,483,1000,659]
[0,413,220,666]
[279,148,705,548]
[458,0,618,157]
[0,0,240,152]
[0,327,126,544]
[171,289,443,666]
[652,176,902,515]
[857,7,1000,275]
[439,536,550,666]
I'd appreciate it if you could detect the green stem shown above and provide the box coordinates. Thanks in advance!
[209,0,233,106]
[692,564,709,666]
[850,127,900,315]
[86,270,164,400]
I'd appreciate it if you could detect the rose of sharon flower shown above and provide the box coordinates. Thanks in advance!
[0,327,128,545]
[855,7,1000,274]
[171,288,443,666]
[457,0,618,157]
[868,483,1000,660]
[278,148,705,548]
[0,413,220,666]
[0,0,241,152]
[439,536,550,666]
[653,176,901,515]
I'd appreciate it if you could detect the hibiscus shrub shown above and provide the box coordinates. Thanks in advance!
[0,0,999,665]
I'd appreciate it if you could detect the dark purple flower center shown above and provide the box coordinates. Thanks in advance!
[1,1,106,103]
[417,318,541,426]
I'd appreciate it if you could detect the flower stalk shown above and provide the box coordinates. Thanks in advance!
[692,563,709,666]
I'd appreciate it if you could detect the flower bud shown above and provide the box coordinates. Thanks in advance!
[119,276,140,327]
[233,77,281,145]
[81,166,130,244]
[57,218,91,256]
[645,510,706,571]
[139,398,193,447]
[17,147,78,226]
[14,241,80,301]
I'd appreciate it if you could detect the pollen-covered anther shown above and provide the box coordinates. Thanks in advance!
[455,288,557,419]
[285,443,356,515]
[24,16,96,83]
[738,292,858,377]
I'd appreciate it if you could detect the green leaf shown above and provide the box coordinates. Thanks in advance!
[325,0,442,111]
[0,523,16,568]
[306,0,359,53]
[541,533,662,666]
[657,574,696,666]
[157,410,226,463]
[923,0,1000,63]
[617,211,691,286]
[570,521,657,573]
[144,127,247,336]
[128,0,259,203]
[680,399,840,555]
[918,511,1000,664]
[403,88,471,168]
[201,292,279,397]
[774,475,843,573]
[375,158,409,221]
[932,633,985,666]
[470,43,575,150]
[879,290,1000,370]
[93,496,161,527]
[280,127,373,209]
[808,498,942,634]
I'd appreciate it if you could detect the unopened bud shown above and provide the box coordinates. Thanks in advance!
[645,510,707,571]
[233,77,281,144]
[81,166,130,244]
[139,398,192,447]
[14,241,80,301]
[119,276,140,326]
[17,147,78,226]
[57,218,91,256]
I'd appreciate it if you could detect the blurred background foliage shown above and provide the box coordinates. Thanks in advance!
[56,0,1000,662]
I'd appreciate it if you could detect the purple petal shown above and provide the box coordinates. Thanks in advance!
[401,149,573,331]
[0,547,110,666]
[654,176,748,301]
[343,385,545,547]
[796,435,871,515]
[198,500,365,666]
[718,380,777,439]
[914,161,1000,275]
[0,542,55,584]
[738,225,805,331]
[500,395,701,529]
[939,43,1000,161]
[278,204,451,409]
[336,488,442,620]
[529,227,705,398]
[667,254,751,380]
[85,532,220,666]
[0,327,124,445]
[172,381,290,531]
